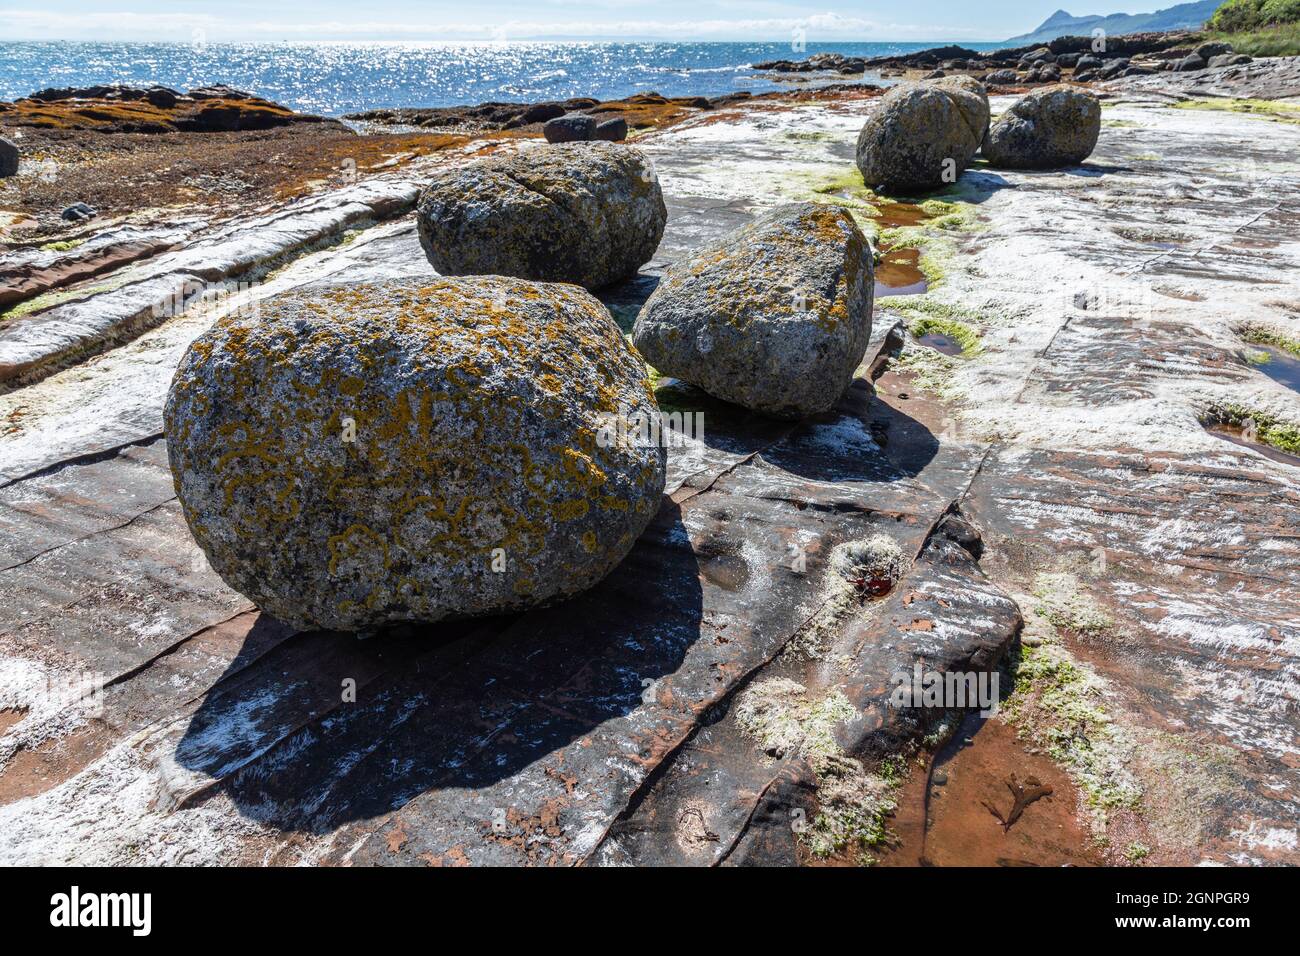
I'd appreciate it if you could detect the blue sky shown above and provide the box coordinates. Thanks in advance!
[0,2,1179,43]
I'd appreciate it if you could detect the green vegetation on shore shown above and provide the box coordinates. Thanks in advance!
[1208,0,1300,54]
[1240,324,1300,358]
[1207,402,1300,454]
[1173,97,1300,124]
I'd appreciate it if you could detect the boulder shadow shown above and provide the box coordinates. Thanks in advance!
[173,499,703,834]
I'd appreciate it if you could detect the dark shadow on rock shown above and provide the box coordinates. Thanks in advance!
[174,499,704,834]
[658,373,941,485]
[951,168,1015,201]
[597,272,660,333]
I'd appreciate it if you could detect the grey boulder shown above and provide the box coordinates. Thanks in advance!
[416,141,666,290]
[0,136,17,178]
[855,75,990,193]
[632,202,874,420]
[1194,41,1233,61]
[164,276,667,633]
[1209,53,1252,68]
[543,113,596,143]
[594,117,629,142]
[982,85,1101,170]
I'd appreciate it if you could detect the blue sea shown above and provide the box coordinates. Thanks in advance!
[0,41,1000,116]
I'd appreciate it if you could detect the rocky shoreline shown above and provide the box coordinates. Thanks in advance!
[754,29,1255,85]
[0,55,1298,867]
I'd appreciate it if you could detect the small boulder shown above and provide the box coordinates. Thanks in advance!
[1194,41,1232,61]
[981,85,1101,170]
[60,202,97,222]
[632,202,873,420]
[0,136,17,178]
[1097,58,1130,79]
[923,69,947,79]
[1038,63,1062,82]
[1209,53,1252,68]
[1075,55,1103,71]
[1174,54,1206,72]
[164,276,667,633]
[521,102,566,124]
[984,69,1019,85]
[543,113,596,143]
[416,141,666,290]
[1074,70,1099,82]
[594,117,629,142]
[855,75,989,193]
[144,87,178,109]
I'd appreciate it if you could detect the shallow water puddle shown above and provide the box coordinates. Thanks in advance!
[1207,424,1300,468]
[872,200,933,298]
[1246,344,1300,393]
[918,331,963,356]
[877,712,1102,867]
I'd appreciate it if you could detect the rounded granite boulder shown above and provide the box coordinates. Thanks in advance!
[416,141,666,290]
[855,75,989,193]
[981,85,1101,170]
[164,277,667,632]
[632,202,873,420]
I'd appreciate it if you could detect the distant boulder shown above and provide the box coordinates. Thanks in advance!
[543,113,596,143]
[1174,54,1207,72]
[855,75,989,193]
[982,85,1101,170]
[1194,41,1233,61]
[416,141,666,289]
[984,69,1019,85]
[520,102,566,124]
[0,137,17,178]
[1209,53,1252,68]
[594,117,629,142]
[1097,58,1130,79]
[60,202,97,222]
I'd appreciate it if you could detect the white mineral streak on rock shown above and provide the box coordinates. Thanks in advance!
[0,178,420,389]
[937,99,1300,455]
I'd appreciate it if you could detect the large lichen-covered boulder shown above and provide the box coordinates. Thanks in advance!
[632,202,873,420]
[416,142,666,290]
[164,277,667,632]
[981,85,1101,170]
[855,75,989,193]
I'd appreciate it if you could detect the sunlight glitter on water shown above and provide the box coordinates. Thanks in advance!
[0,39,990,114]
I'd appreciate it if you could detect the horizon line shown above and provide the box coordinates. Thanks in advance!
[1,36,1007,46]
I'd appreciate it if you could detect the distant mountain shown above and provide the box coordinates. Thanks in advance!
[1003,1,1219,45]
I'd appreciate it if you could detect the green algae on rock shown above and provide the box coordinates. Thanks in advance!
[415,141,666,290]
[855,76,990,194]
[982,85,1101,170]
[163,276,667,632]
[631,202,873,420]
